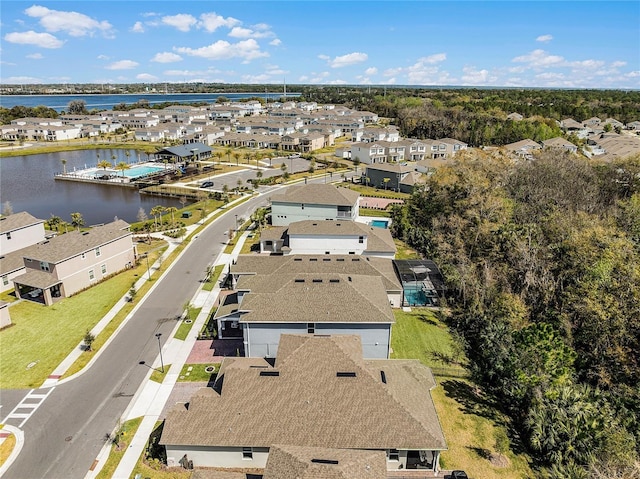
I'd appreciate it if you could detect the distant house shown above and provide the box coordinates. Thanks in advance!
[364,162,421,193]
[506,112,523,121]
[560,118,590,139]
[504,139,542,159]
[258,220,396,258]
[626,120,640,131]
[0,212,47,293]
[12,220,136,306]
[542,137,578,153]
[270,184,360,226]
[161,334,447,472]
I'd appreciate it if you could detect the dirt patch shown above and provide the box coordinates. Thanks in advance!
[489,452,510,468]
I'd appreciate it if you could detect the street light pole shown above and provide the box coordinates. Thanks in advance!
[155,333,164,373]
[144,253,151,280]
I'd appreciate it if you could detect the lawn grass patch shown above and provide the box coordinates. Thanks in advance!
[0,431,15,467]
[0,246,163,389]
[94,417,143,479]
[130,421,192,479]
[149,365,171,384]
[391,308,534,478]
[393,239,421,260]
[177,363,219,382]
[202,264,224,292]
[240,230,261,254]
[340,183,410,199]
[359,208,391,217]
[0,291,18,303]
[173,316,198,341]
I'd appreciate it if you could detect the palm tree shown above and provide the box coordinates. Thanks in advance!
[225,148,232,163]
[233,152,241,166]
[48,214,62,232]
[125,150,131,164]
[116,161,130,177]
[150,205,165,231]
[165,206,178,227]
[61,158,67,174]
[97,160,111,170]
[111,154,117,167]
[353,156,361,173]
[214,151,223,165]
[243,151,251,165]
[70,212,84,231]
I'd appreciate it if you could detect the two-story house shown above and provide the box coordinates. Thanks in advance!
[12,220,136,305]
[270,184,360,226]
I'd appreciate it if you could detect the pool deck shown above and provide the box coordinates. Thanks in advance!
[54,162,176,186]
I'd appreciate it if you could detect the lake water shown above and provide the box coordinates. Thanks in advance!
[0,92,299,112]
[0,149,186,225]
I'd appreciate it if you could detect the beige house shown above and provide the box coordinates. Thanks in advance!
[161,334,447,472]
[12,220,136,306]
[0,301,11,329]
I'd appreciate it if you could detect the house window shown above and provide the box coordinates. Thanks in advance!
[101,264,107,275]
[242,447,253,460]
[358,236,364,244]
[95,247,101,257]
[307,323,315,334]
[389,449,400,461]
[2,275,8,286]
[6,232,11,240]
[81,252,86,260]
[40,261,50,272]
[89,269,95,280]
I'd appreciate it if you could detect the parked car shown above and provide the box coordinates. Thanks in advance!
[200,181,214,188]
[451,471,468,479]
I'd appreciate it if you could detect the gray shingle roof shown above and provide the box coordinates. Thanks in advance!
[161,334,447,451]
[19,220,131,264]
[0,212,44,234]
[270,184,359,207]
[0,249,27,275]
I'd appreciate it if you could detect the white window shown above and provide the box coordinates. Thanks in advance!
[2,275,8,286]
[6,232,11,240]
[242,447,253,460]
[307,323,315,334]
[101,264,107,275]
[89,269,95,281]
[81,252,86,260]
[40,261,50,272]
[95,247,101,257]
[389,449,400,461]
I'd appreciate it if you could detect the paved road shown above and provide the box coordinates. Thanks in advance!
[2,193,270,479]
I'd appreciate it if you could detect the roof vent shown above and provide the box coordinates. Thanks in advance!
[309,258,317,262]
[294,279,305,283]
[259,371,280,377]
[336,371,357,378]
[336,258,345,262]
[294,258,302,262]
[329,279,340,283]
[352,258,360,262]
[82,231,90,235]
[312,223,318,226]
[381,371,387,384]
[312,279,322,283]
[311,458,339,465]
[323,258,331,262]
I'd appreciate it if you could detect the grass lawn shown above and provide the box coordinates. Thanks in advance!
[95,417,143,479]
[392,308,534,478]
[150,365,171,384]
[202,265,225,292]
[359,208,391,217]
[177,363,219,382]
[173,315,199,341]
[240,230,261,254]
[341,183,410,199]
[0,430,15,467]
[394,239,422,260]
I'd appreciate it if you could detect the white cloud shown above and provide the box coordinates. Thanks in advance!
[328,79,348,85]
[106,60,139,70]
[27,53,43,59]
[136,73,158,81]
[97,54,109,60]
[131,22,144,33]
[536,34,553,43]
[406,55,452,84]
[536,72,565,81]
[323,52,368,68]
[625,71,640,78]
[161,14,197,32]
[151,52,183,63]
[420,53,447,64]
[512,49,564,68]
[380,77,397,85]
[198,12,240,32]
[174,39,268,61]
[1,75,43,84]
[365,67,378,76]
[242,73,271,83]
[4,31,64,48]
[270,38,282,46]
[612,61,627,68]
[24,5,113,37]
[266,65,287,76]
[461,66,497,85]
[570,59,605,69]
[228,26,273,39]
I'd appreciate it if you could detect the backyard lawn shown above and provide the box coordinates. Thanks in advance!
[391,308,534,478]
[0,245,165,389]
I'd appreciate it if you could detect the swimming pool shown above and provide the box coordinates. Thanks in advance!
[370,219,389,228]
[123,165,165,178]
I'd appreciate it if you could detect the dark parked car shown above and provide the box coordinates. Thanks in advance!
[200,181,214,188]
[451,471,468,479]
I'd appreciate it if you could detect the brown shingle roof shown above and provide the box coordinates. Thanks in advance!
[18,220,130,264]
[269,184,359,207]
[264,445,387,479]
[285,221,396,255]
[161,335,447,451]
[231,254,401,292]
[0,249,27,275]
[0,212,44,234]
[234,273,394,324]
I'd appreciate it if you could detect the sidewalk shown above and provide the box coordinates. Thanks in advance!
[103,231,251,479]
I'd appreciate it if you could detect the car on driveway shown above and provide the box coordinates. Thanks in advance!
[450,471,469,479]
[200,181,214,188]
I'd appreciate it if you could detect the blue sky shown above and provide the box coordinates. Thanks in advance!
[2,1,639,88]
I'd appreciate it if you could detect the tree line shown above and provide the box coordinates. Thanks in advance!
[391,150,640,478]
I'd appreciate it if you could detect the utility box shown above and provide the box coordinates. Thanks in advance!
[181,211,192,218]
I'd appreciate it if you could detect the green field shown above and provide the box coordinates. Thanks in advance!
[391,308,534,478]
